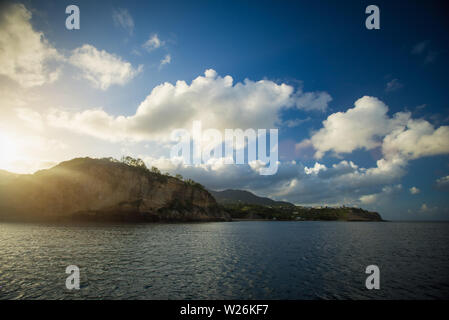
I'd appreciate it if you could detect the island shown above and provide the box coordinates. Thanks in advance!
[0,157,383,223]
[210,189,383,222]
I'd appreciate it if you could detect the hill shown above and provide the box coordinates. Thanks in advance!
[223,203,383,221]
[209,189,294,207]
[0,157,230,223]
[210,189,383,222]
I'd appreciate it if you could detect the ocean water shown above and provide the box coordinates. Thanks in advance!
[0,221,448,300]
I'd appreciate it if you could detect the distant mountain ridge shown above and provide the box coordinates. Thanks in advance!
[210,189,383,221]
[209,189,294,206]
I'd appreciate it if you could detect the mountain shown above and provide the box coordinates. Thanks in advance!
[209,189,294,206]
[210,189,383,222]
[0,157,230,222]
[0,158,382,223]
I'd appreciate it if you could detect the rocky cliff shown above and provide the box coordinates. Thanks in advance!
[0,158,230,222]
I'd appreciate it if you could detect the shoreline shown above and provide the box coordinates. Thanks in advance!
[0,217,387,224]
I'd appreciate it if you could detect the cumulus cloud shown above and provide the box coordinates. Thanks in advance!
[288,95,449,207]
[137,152,408,208]
[304,162,326,175]
[277,165,404,207]
[301,96,449,162]
[409,186,420,194]
[69,44,143,90]
[260,158,401,206]
[46,69,331,142]
[143,34,164,52]
[0,3,62,87]
[112,8,134,35]
[360,184,402,205]
[359,194,377,205]
[382,118,449,160]
[288,95,449,208]
[306,96,409,159]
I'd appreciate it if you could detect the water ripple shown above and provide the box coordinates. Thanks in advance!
[0,221,448,299]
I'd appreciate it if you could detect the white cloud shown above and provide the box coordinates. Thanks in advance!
[69,44,143,90]
[409,186,420,194]
[287,95,449,208]
[160,54,171,68]
[360,184,402,205]
[46,69,331,142]
[302,96,449,162]
[112,8,134,35]
[307,96,409,159]
[283,117,311,128]
[143,34,165,52]
[136,152,407,208]
[330,157,407,190]
[293,91,332,112]
[382,118,449,160]
[385,78,403,92]
[304,162,326,175]
[419,203,438,213]
[0,3,62,87]
[15,108,44,130]
[435,175,449,191]
[359,194,377,204]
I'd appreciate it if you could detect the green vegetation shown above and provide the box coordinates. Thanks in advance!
[184,178,206,190]
[222,203,383,221]
[151,166,161,175]
[104,156,206,190]
[120,156,147,169]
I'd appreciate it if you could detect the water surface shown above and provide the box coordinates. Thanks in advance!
[0,221,448,299]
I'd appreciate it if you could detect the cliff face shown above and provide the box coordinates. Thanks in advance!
[342,208,383,221]
[0,158,230,222]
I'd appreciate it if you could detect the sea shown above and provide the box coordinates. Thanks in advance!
[0,221,448,299]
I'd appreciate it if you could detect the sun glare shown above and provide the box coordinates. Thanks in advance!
[0,132,18,171]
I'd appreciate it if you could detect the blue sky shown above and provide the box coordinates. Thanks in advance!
[1,0,449,220]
